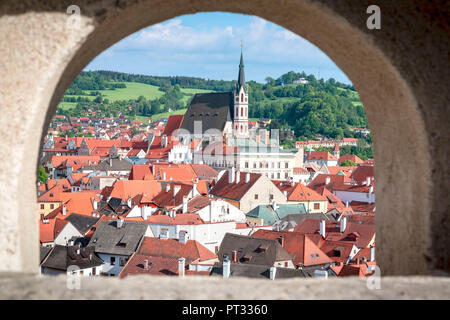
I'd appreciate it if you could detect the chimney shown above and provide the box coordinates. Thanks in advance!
[369,246,375,262]
[117,218,123,229]
[291,180,295,187]
[235,171,240,184]
[231,250,237,263]
[345,201,349,207]
[143,259,149,270]
[278,236,284,247]
[320,220,326,238]
[182,196,188,214]
[173,185,181,196]
[179,230,187,244]
[178,257,185,277]
[369,185,374,194]
[92,199,98,210]
[269,266,277,280]
[340,216,347,233]
[325,177,331,185]
[160,228,169,240]
[223,255,231,279]
[283,191,288,198]
[42,219,49,224]
[228,167,235,184]
[161,134,167,148]
[127,197,132,207]
[162,171,167,180]
[62,205,67,216]
[67,239,74,246]
[109,157,112,167]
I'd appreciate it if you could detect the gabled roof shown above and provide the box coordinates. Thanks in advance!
[246,203,307,226]
[162,115,184,136]
[88,220,149,256]
[339,154,364,164]
[294,218,375,248]
[306,151,338,161]
[39,218,70,243]
[180,92,233,134]
[41,245,103,270]
[252,230,333,267]
[275,182,327,202]
[118,254,180,278]
[128,165,154,180]
[217,233,293,266]
[64,213,100,235]
[350,166,375,184]
[151,183,193,208]
[108,180,162,201]
[190,164,218,179]
[82,157,133,171]
[138,237,217,262]
[210,171,261,201]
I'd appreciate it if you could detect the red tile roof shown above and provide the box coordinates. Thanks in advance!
[252,229,333,267]
[339,154,364,164]
[39,218,69,243]
[138,236,217,262]
[162,115,184,136]
[306,151,338,161]
[210,171,261,201]
[128,165,155,180]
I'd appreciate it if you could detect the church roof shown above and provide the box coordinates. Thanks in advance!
[180,92,233,134]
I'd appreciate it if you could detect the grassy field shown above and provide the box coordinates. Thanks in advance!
[58,101,77,110]
[63,82,165,102]
[61,82,216,108]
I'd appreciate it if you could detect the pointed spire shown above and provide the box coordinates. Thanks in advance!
[237,41,246,92]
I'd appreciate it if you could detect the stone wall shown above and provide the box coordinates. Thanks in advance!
[0,0,448,277]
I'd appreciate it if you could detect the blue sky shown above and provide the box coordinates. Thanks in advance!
[85,12,351,84]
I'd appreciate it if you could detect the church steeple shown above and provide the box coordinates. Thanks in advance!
[232,42,249,139]
[237,41,246,92]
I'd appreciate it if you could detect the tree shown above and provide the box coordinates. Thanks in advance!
[38,166,48,184]
[340,160,356,166]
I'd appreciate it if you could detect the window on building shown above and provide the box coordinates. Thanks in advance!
[241,108,243,117]
[270,194,274,200]
[285,162,289,168]
[50,204,54,209]
[245,162,249,168]
[241,93,244,102]
[110,257,115,265]
[314,203,320,210]
[277,173,280,179]
[254,194,258,200]
[40,204,44,210]
[119,257,127,266]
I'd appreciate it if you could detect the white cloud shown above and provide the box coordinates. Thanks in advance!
[88,15,350,83]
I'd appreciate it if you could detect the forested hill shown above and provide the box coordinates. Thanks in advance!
[59,70,368,141]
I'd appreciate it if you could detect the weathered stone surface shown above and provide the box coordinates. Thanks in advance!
[0,0,448,277]
[0,274,449,300]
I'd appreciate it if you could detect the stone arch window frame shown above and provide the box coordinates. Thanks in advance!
[0,0,444,277]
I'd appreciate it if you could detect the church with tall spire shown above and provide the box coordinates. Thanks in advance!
[233,47,249,138]
[179,47,250,140]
